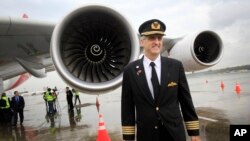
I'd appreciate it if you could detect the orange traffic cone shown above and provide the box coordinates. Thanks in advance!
[96,114,111,141]
[220,81,225,91]
[235,81,241,94]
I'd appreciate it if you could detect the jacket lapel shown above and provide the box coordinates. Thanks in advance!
[134,58,155,105]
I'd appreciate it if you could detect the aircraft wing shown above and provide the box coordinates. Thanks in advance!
[0,17,56,91]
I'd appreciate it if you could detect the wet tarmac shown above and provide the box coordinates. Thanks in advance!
[0,70,250,141]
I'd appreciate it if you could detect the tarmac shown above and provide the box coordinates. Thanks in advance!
[0,70,250,141]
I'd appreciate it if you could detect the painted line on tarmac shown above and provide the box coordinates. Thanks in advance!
[198,116,218,122]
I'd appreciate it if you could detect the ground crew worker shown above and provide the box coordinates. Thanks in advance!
[44,88,55,115]
[0,93,12,125]
[66,87,73,110]
[72,89,81,105]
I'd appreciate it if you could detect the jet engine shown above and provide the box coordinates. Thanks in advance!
[51,5,139,94]
[162,31,223,72]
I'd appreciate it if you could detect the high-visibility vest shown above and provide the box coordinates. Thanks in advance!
[1,96,10,109]
[43,91,48,100]
[45,92,54,101]
[75,91,80,96]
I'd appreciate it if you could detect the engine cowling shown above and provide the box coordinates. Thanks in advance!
[51,5,139,94]
[163,31,223,72]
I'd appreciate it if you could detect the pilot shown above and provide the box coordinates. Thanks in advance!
[121,19,201,141]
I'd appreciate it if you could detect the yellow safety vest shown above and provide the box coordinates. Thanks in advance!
[45,92,54,101]
[75,91,80,96]
[43,91,48,100]
[1,96,10,109]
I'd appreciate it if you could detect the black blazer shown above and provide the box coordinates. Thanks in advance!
[121,56,199,141]
[11,96,25,110]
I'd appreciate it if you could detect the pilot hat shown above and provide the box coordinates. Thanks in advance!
[139,19,166,36]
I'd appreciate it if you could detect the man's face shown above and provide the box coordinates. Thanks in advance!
[140,35,163,57]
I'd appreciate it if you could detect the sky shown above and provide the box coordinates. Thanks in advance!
[1,0,250,92]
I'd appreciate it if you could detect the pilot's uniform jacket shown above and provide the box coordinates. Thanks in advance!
[121,56,199,141]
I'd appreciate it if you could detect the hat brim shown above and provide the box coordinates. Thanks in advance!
[141,31,165,36]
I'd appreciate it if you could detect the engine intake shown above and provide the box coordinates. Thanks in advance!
[51,5,139,93]
[193,31,221,64]
[164,31,223,72]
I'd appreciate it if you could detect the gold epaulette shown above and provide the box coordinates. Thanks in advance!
[185,120,199,130]
[122,126,135,135]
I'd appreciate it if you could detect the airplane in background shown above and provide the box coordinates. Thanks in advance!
[0,5,223,94]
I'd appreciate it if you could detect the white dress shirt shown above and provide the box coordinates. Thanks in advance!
[143,55,161,99]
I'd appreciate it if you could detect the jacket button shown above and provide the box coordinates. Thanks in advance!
[156,107,159,111]
[155,126,158,129]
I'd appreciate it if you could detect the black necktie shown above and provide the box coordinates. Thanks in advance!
[150,62,160,100]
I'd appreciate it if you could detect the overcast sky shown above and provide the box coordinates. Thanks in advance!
[1,0,250,69]
[1,0,250,92]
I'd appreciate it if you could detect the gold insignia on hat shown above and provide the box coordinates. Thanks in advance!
[151,21,160,30]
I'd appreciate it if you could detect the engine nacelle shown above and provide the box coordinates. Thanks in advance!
[51,5,139,94]
[164,31,223,72]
